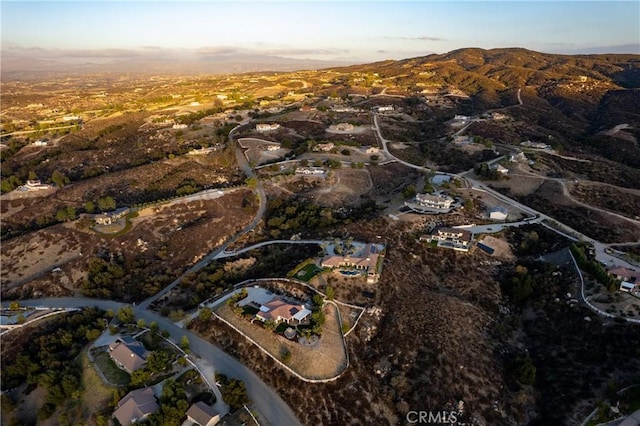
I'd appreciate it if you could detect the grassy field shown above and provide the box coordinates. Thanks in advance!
[294,263,323,282]
[216,303,347,380]
[91,348,131,386]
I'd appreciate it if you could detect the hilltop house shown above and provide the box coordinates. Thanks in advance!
[186,401,221,426]
[112,387,159,426]
[94,207,130,226]
[255,296,311,325]
[329,122,354,132]
[109,336,149,374]
[490,164,509,175]
[421,227,472,252]
[404,193,455,214]
[321,243,382,283]
[256,123,280,132]
[607,265,640,294]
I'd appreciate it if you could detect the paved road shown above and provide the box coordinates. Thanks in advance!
[138,123,268,311]
[372,112,639,270]
[5,298,301,426]
[215,239,324,259]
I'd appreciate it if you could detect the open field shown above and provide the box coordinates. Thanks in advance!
[307,168,373,207]
[215,302,347,380]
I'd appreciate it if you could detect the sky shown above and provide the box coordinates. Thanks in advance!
[2,1,639,64]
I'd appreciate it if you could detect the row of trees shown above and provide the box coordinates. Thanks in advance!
[570,243,618,292]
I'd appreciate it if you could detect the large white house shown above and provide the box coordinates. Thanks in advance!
[405,193,454,213]
[256,123,281,132]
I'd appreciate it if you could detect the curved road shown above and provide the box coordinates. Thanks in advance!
[5,298,300,426]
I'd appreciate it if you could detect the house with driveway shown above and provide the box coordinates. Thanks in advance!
[255,296,312,325]
[421,227,472,252]
[186,401,221,426]
[321,243,384,283]
[109,336,149,374]
[112,387,159,426]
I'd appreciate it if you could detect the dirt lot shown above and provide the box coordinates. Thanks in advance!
[569,182,640,220]
[1,190,256,300]
[477,235,516,261]
[215,301,347,380]
[306,168,373,207]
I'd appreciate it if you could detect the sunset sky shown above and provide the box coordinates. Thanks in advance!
[2,1,639,63]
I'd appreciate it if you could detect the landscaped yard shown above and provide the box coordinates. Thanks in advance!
[294,264,324,282]
[215,303,347,380]
[80,352,116,421]
[90,347,131,386]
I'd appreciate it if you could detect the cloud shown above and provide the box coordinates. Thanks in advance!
[260,47,350,56]
[195,46,241,55]
[385,36,445,42]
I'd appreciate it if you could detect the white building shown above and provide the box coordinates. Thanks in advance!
[488,206,508,220]
[415,193,454,209]
[491,164,509,174]
[256,123,281,132]
[172,123,188,130]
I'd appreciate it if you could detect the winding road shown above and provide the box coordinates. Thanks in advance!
[3,298,300,426]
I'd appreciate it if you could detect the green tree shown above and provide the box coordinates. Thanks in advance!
[51,170,70,187]
[97,196,116,212]
[507,356,536,386]
[263,319,277,332]
[198,307,212,322]
[146,350,172,373]
[402,184,417,199]
[221,378,250,410]
[137,318,146,329]
[116,306,135,324]
[85,201,96,213]
[325,286,335,300]
[180,335,190,351]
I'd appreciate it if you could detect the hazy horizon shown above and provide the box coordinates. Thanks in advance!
[2,1,639,68]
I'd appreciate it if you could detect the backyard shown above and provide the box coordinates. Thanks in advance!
[214,302,347,380]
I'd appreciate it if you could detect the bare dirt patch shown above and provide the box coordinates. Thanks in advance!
[307,168,373,207]
[477,235,516,261]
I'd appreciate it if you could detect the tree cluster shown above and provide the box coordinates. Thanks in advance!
[1,308,107,420]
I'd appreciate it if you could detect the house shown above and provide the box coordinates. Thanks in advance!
[186,401,221,426]
[490,164,509,175]
[421,227,472,252]
[509,152,527,163]
[173,123,188,130]
[488,206,508,221]
[315,142,335,152]
[33,140,48,146]
[265,143,281,151]
[295,167,325,175]
[363,146,380,154]
[321,243,382,283]
[255,296,311,325]
[94,207,130,226]
[256,123,281,132]
[607,266,640,294]
[112,388,159,426]
[405,193,455,214]
[329,122,354,132]
[375,105,394,112]
[22,180,52,191]
[109,336,148,373]
[607,266,640,283]
[454,114,470,121]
